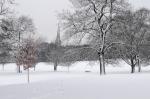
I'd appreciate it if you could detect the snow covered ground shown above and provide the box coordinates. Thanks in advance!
[0,61,150,99]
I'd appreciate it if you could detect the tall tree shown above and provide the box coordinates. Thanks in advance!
[0,0,15,67]
[16,16,35,73]
[59,0,129,75]
[112,8,150,73]
[1,16,36,73]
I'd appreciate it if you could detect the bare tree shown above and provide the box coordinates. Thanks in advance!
[16,37,38,83]
[59,0,129,75]
[112,8,150,73]
[47,43,64,71]
[1,16,36,73]
[0,0,14,69]
[15,16,35,73]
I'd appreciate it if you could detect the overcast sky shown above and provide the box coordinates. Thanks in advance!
[15,0,150,42]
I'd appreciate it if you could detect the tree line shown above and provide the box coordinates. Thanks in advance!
[1,0,150,77]
[58,0,150,75]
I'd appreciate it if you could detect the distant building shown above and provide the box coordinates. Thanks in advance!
[55,24,61,46]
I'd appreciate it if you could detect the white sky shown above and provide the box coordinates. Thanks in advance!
[14,0,150,42]
[128,0,150,9]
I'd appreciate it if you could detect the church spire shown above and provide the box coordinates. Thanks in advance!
[55,23,61,46]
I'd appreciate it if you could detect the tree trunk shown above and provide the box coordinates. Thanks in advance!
[17,32,21,73]
[102,53,106,74]
[17,65,21,73]
[54,60,58,71]
[98,53,102,75]
[27,68,30,83]
[131,65,135,73]
[137,59,141,72]
[131,58,135,73]
[98,53,105,75]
